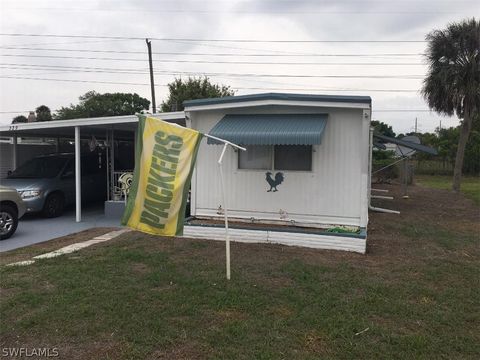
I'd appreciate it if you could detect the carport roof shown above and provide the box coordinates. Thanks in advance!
[0,112,185,138]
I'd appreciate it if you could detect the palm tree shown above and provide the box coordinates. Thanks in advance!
[422,18,479,192]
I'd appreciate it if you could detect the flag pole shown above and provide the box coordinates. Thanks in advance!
[203,134,245,280]
[217,143,231,279]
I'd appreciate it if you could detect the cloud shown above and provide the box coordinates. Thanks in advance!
[0,0,468,132]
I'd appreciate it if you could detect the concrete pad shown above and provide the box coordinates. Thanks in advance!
[0,204,122,252]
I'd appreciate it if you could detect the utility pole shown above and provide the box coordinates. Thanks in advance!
[415,117,417,133]
[145,38,156,113]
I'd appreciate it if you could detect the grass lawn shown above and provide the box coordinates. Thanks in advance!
[416,175,480,205]
[1,185,479,359]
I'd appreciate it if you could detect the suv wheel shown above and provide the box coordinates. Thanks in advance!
[0,205,18,240]
[42,193,64,218]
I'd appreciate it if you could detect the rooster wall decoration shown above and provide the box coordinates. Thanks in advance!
[265,172,284,192]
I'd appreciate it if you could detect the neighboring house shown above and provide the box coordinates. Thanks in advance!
[184,93,372,252]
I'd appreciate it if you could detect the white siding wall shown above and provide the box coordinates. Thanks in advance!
[190,105,369,227]
[0,143,56,178]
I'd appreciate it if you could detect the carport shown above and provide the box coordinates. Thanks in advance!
[0,112,185,222]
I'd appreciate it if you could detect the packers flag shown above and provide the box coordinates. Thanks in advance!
[121,115,203,236]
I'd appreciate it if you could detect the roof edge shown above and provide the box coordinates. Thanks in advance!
[0,111,185,133]
[183,92,372,108]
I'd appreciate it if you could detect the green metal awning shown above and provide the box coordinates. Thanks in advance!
[207,114,328,145]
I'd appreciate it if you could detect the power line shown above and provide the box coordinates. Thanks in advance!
[0,54,147,62]
[0,75,420,92]
[1,63,419,89]
[0,33,427,43]
[0,46,425,57]
[0,39,129,48]
[0,66,425,79]
[1,7,464,15]
[0,75,152,86]
[0,63,148,71]
[236,86,418,93]
[0,54,425,66]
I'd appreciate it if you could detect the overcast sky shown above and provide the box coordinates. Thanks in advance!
[0,0,476,133]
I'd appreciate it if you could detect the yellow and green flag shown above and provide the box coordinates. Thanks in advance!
[121,115,203,236]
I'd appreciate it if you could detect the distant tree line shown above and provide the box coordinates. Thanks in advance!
[12,105,53,123]
[413,116,480,175]
[11,77,233,123]
[372,118,480,175]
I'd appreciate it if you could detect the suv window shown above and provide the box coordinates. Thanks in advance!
[9,156,69,179]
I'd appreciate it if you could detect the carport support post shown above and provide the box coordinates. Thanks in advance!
[75,126,81,222]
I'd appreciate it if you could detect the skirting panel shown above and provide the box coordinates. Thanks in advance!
[183,225,366,254]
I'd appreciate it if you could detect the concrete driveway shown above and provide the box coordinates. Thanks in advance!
[0,204,122,252]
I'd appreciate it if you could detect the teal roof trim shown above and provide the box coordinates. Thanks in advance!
[184,92,372,108]
[207,114,328,145]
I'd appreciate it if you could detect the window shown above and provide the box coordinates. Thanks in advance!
[238,145,272,170]
[238,145,312,171]
[274,145,312,171]
[9,156,69,179]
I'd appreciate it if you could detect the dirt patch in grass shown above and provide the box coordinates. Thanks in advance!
[151,341,212,360]
[303,330,332,356]
[368,183,479,258]
[130,262,151,275]
[0,227,118,266]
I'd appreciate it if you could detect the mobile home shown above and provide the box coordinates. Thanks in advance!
[183,93,372,253]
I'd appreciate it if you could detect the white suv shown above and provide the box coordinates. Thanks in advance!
[0,186,26,240]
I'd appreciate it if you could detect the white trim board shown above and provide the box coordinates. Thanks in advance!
[183,225,366,254]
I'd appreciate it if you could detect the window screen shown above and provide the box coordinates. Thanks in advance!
[274,145,312,171]
[238,145,272,170]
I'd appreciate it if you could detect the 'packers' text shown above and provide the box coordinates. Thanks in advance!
[140,131,183,229]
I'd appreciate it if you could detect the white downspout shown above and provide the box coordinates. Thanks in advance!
[75,126,82,222]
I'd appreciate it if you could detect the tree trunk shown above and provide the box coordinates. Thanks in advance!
[452,106,472,192]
